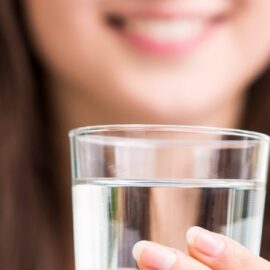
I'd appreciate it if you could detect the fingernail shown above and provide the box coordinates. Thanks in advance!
[132,240,146,261]
[132,241,177,270]
[186,227,225,257]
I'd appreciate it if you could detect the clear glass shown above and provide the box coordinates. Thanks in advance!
[69,125,270,270]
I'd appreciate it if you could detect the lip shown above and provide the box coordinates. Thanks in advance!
[120,24,215,56]
[104,2,232,56]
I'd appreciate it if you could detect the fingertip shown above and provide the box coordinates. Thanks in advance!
[186,226,203,247]
[132,241,177,270]
[132,240,149,261]
[186,226,225,257]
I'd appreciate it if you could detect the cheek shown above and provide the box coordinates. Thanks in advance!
[233,0,270,75]
[25,0,104,83]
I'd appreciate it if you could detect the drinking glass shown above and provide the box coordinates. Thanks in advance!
[69,125,269,270]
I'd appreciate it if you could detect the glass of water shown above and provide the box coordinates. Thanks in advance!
[69,125,269,270]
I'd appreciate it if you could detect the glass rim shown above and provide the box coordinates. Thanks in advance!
[69,124,270,147]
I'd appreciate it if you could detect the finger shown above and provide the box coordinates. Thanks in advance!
[132,240,211,270]
[186,226,270,270]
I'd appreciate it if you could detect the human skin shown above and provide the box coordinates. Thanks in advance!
[24,0,270,269]
[25,0,270,128]
[132,227,270,270]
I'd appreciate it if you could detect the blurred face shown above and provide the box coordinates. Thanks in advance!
[25,0,270,123]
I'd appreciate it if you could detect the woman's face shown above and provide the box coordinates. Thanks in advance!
[26,0,270,123]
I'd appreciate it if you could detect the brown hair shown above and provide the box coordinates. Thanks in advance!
[0,0,270,269]
[242,68,270,259]
[0,0,72,269]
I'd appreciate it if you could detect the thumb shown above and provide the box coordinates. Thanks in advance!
[186,226,270,270]
[132,240,211,270]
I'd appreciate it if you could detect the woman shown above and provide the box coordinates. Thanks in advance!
[1,0,270,269]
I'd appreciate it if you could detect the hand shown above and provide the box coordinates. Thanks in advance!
[132,226,270,270]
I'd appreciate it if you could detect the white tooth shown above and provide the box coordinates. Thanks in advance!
[177,20,203,38]
[125,19,205,41]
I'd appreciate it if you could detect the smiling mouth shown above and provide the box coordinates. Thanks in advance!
[106,14,214,38]
[104,9,229,56]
